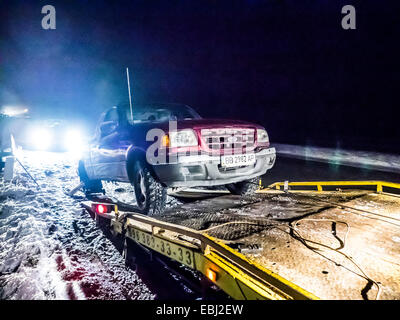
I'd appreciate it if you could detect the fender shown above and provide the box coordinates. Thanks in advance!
[125,145,147,181]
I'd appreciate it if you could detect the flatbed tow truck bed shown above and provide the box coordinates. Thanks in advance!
[82,181,400,300]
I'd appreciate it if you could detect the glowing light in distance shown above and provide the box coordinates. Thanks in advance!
[31,127,52,150]
[2,106,29,117]
[64,129,84,156]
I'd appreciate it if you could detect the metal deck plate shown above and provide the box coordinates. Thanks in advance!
[156,190,400,299]
[157,191,367,240]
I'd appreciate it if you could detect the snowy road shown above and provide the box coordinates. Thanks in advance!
[262,155,400,187]
[273,143,400,174]
[0,151,155,300]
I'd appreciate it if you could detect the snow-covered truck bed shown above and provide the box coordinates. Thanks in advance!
[87,181,400,300]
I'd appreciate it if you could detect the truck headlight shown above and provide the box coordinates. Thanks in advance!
[169,129,198,147]
[257,129,269,143]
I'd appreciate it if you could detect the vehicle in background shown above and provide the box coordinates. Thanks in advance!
[3,116,88,155]
[78,103,276,215]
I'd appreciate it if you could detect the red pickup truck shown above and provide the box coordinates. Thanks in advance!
[78,103,276,215]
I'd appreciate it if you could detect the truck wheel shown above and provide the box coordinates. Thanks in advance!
[123,238,137,269]
[131,161,167,215]
[78,160,104,195]
[226,177,260,196]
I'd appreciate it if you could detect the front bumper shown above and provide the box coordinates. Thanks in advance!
[152,147,276,187]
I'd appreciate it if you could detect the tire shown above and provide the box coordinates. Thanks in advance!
[226,177,260,196]
[131,160,167,216]
[78,160,104,195]
[123,238,137,269]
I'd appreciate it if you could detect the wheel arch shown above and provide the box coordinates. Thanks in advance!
[126,146,144,179]
[126,145,164,185]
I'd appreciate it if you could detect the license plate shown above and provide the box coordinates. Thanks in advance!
[221,153,256,168]
[128,228,195,269]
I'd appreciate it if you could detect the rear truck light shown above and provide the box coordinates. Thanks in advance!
[97,204,106,214]
[91,203,118,215]
[206,268,218,282]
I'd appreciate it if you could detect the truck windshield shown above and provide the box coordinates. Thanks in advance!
[125,104,201,123]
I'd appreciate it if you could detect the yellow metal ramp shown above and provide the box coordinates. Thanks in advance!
[83,181,400,300]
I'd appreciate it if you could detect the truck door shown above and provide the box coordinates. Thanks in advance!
[90,107,129,182]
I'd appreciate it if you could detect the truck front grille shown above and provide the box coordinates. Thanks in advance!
[200,128,255,154]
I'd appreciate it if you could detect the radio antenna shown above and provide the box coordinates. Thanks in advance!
[126,67,133,122]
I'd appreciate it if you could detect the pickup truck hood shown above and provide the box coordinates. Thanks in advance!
[176,118,263,130]
[127,118,264,135]
[123,118,265,149]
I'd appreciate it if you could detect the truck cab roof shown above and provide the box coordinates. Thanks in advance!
[116,103,202,124]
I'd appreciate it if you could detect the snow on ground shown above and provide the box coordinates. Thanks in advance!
[0,151,154,300]
[274,143,400,174]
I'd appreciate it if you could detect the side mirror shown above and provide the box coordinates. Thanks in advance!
[100,121,117,137]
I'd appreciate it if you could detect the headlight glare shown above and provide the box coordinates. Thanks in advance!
[64,129,84,156]
[31,128,52,150]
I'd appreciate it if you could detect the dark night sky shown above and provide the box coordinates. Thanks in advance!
[1,0,399,152]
